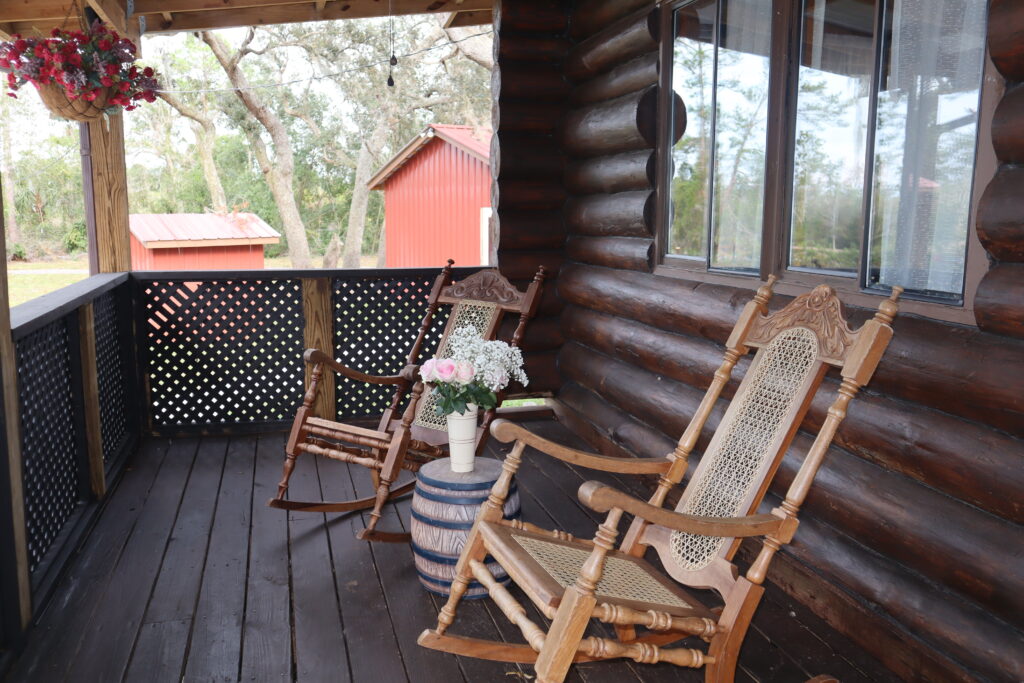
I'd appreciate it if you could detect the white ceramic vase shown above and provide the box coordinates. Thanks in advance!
[446,403,479,473]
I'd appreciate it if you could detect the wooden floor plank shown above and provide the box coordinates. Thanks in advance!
[240,434,292,682]
[182,436,258,683]
[316,458,411,683]
[50,437,199,683]
[348,466,464,683]
[4,426,900,683]
[5,439,171,683]
[123,619,193,683]
[286,446,350,682]
[124,437,229,681]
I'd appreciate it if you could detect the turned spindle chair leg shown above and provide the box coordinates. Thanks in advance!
[276,450,299,499]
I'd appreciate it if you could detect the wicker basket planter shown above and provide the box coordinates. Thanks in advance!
[34,82,112,122]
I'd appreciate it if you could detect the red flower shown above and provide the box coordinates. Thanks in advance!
[100,76,113,87]
[14,39,27,52]
[98,39,111,51]
[104,62,118,75]
[118,80,130,92]
[83,90,98,101]
[129,66,138,78]
[50,28,62,38]
[142,66,153,78]
[67,53,82,66]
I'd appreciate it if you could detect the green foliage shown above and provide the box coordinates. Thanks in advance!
[62,221,87,253]
[8,242,26,261]
[431,381,498,417]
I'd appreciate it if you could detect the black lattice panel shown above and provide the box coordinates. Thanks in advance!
[333,275,450,419]
[93,290,129,463]
[16,319,83,573]
[142,279,305,426]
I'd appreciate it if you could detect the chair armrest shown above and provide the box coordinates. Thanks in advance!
[577,481,785,538]
[490,419,672,475]
[304,348,416,386]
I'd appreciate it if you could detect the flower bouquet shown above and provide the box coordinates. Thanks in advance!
[420,325,528,472]
[0,21,158,121]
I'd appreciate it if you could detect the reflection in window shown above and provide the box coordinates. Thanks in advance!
[667,0,771,272]
[867,0,986,298]
[668,0,715,260]
[789,0,874,275]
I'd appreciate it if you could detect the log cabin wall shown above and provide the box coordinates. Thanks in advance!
[491,0,572,393]
[489,0,1024,680]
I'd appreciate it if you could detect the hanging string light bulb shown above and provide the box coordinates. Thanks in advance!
[386,0,396,87]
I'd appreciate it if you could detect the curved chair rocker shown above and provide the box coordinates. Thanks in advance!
[419,278,901,681]
[269,261,546,543]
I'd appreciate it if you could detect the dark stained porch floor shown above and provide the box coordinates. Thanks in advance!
[5,420,897,683]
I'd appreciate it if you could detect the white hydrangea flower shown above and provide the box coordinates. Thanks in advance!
[446,325,528,392]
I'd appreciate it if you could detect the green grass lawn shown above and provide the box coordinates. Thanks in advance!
[4,254,378,308]
[7,271,90,307]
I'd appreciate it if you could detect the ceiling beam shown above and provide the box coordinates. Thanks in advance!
[135,0,319,14]
[86,0,130,36]
[143,0,490,33]
[444,9,490,28]
[0,0,131,39]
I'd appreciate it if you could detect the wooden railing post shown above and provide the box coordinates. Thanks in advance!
[77,302,106,498]
[0,173,31,641]
[302,277,335,420]
[81,115,130,275]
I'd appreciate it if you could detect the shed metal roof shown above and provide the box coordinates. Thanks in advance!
[129,213,281,249]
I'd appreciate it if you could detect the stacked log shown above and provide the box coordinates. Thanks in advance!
[492,0,571,392]
[549,1,1024,681]
[976,0,1024,339]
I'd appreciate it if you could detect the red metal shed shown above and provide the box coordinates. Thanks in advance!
[129,213,281,271]
[368,124,492,268]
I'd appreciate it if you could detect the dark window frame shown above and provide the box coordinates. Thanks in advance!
[654,0,998,325]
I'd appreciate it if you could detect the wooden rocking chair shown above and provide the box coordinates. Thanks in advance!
[269,261,546,542]
[419,279,901,681]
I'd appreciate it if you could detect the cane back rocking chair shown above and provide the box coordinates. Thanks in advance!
[270,261,546,542]
[419,279,901,681]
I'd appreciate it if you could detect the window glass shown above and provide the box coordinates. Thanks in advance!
[789,0,875,275]
[866,0,987,298]
[709,0,771,272]
[668,0,716,259]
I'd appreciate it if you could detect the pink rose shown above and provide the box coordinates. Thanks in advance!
[433,359,457,383]
[453,360,475,385]
[420,358,437,382]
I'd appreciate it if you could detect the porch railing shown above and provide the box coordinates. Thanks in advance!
[0,266,477,647]
[2,273,139,648]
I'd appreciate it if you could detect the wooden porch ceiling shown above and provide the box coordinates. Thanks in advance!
[0,0,490,39]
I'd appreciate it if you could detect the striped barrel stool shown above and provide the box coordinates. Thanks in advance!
[410,457,521,597]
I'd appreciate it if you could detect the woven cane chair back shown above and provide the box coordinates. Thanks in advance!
[645,284,867,591]
[413,299,501,431]
[410,269,533,433]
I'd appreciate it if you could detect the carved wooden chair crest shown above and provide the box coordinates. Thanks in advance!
[419,278,901,681]
[269,261,545,542]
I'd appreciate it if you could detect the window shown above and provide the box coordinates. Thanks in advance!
[661,0,990,306]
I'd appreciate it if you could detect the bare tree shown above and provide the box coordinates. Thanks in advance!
[201,29,313,268]
[158,91,228,213]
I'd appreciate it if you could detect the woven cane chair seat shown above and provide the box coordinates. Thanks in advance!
[477,522,714,620]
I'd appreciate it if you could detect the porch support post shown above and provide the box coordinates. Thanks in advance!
[0,173,31,639]
[82,114,131,274]
[302,277,335,419]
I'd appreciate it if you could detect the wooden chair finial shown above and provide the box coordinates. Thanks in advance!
[875,285,903,325]
[753,275,778,307]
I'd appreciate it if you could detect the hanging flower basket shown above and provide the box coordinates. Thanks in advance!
[0,21,158,122]
[34,80,113,122]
